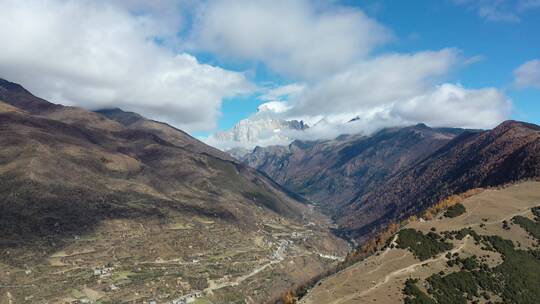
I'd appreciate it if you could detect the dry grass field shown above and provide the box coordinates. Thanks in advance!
[300,181,540,304]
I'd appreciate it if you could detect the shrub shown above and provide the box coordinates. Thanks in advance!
[513,215,540,240]
[444,203,466,218]
[396,229,453,261]
[409,220,540,304]
[403,278,436,304]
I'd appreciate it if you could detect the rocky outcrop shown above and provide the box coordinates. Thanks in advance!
[206,117,309,156]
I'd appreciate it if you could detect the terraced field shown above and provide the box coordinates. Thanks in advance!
[0,210,348,303]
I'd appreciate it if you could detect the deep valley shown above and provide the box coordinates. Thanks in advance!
[1,78,539,304]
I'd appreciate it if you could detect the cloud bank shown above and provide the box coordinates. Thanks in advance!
[262,83,510,143]
[206,48,510,148]
[0,0,251,131]
[0,0,512,142]
[191,0,391,80]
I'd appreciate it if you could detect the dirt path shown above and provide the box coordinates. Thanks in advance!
[366,251,408,275]
[302,234,402,301]
[375,235,399,262]
[50,249,95,258]
[462,201,482,222]
[326,236,471,304]
[27,141,43,180]
[205,256,284,294]
[205,241,291,295]
[205,242,319,295]
[51,267,85,275]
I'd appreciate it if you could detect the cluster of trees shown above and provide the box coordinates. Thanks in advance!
[403,210,540,304]
[396,229,453,261]
[360,222,401,254]
[403,278,436,304]
[513,206,540,239]
[444,203,466,218]
[422,189,482,220]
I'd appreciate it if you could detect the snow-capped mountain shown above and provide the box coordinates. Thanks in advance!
[205,118,309,155]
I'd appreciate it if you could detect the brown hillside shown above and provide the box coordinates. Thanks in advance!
[0,78,347,303]
[341,120,540,240]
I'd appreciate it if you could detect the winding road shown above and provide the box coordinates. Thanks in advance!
[326,236,471,304]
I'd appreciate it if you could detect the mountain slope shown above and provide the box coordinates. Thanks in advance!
[243,121,540,242]
[342,120,540,240]
[0,78,347,303]
[95,108,235,161]
[300,181,540,304]
[243,124,468,215]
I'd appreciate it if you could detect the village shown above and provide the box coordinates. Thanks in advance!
[33,215,347,304]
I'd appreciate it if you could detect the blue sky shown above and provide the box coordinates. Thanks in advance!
[1,0,539,141]
[197,0,540,137]
[363,0,540,124]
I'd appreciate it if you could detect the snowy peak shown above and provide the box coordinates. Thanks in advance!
[205,118,309,156]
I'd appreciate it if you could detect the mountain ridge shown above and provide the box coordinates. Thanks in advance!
[242,120,540,241]
[243,124,471,215]
[0,78,312,239]
[0,78,347,303]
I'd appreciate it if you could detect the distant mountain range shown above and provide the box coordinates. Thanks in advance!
[242,121,540,241]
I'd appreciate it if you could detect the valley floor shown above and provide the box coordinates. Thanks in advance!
[0,207,348,304]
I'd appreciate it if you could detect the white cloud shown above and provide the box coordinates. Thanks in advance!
[518,0,540,10]
[390,84,511,129]
[257,101,291,114]
[290,49,460,118]
[190,0,391,80]
[0,0,252,131]
[281,84,510,141]
[0,0,513,142]
[281,50,510,134]
[514,59,540,89]
[107,0,187,38]
[452,0,540,22]
[259,83,305,101]
[207,47,511,149]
